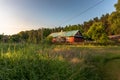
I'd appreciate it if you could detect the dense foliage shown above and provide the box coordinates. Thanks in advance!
[87,22,109,43]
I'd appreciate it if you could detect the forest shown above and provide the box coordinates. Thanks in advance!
[0,0,120,44]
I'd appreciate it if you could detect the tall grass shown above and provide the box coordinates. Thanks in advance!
[0,43,120,80]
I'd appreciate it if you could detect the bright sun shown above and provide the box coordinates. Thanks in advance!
[0,2,20,35]
[0,2,33,35]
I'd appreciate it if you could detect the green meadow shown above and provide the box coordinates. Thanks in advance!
[0,43,120,80]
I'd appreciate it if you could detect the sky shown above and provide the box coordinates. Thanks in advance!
[0,0,118,35]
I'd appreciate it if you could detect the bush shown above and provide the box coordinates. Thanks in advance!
[43,36,53,44]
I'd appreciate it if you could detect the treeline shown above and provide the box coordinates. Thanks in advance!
[0,0,120,44]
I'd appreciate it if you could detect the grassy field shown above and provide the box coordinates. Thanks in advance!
[0,43,120,80]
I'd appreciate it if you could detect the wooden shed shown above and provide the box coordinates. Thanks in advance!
[48,30,84,43]
[108,34,120,42]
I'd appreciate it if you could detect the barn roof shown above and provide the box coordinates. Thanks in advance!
[49,30,80,37]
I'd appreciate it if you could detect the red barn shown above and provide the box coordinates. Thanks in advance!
[48,30,84,43]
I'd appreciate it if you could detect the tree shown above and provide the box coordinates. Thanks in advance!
[99,33,109,44]
[115,0,120,12]
[19,31,29,42]
[83,21,93,32]
[108,12,120,35]
[10,34,21,43]
[87,22,108,43]
[93,17,99,22]
[43,28,51,38]
[108,0,120,35]
[0,34,4,42]
[100,14,110,35]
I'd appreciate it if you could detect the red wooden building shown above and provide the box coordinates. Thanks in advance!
[48,30,84,43]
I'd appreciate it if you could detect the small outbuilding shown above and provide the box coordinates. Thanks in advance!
[108,34,120,42]
[48,30,84,43]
